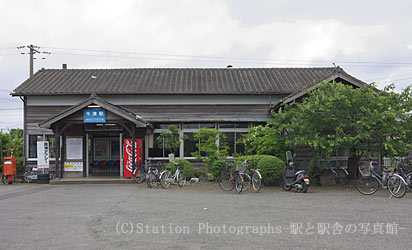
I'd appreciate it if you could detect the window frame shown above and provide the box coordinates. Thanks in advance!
[27,133,57,161]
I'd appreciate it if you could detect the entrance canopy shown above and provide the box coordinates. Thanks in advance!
[39,93,149,129]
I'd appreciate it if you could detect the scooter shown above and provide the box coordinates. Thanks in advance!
[281,151,310,193]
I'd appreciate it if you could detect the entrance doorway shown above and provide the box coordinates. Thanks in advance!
[89,136,122,176]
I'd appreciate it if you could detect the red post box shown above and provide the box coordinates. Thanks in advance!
[2,157,16,184]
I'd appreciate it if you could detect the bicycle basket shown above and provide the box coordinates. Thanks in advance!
[358,164,371,177]
[235,164,246,173]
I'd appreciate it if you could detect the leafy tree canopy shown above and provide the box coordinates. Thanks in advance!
[272,81,412,177]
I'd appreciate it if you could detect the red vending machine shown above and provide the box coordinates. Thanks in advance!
[123,139,142,178]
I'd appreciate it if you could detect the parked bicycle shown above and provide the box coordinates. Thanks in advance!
[329,165,349,185]
[356,161,406,198]
[146,162,164,188]
[159,161,186,188]
[23,167,38,183]
[218,163,249,193]
[132,163,146,184]
[394,159,412,192]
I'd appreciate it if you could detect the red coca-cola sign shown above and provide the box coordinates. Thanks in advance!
[123,139,142,178]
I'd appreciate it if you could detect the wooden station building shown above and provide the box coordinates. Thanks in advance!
[11,66,366,178]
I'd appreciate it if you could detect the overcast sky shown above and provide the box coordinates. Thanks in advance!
[1,0,412,130]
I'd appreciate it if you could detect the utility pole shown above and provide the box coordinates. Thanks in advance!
[17,45,51,77]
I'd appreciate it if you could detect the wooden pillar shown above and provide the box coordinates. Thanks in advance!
[55,125,60,179]
[132,124,136,171]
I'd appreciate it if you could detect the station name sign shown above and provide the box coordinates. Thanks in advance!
[84,109,106,123]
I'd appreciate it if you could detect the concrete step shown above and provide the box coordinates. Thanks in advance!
[50,177,135,185]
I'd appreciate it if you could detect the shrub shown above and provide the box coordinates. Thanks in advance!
[257,155,285,186]
[210,159,228,179]
[235,155,267,171]
[164,159,195,179]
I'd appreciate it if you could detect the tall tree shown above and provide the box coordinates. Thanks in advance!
[272,81,412,178]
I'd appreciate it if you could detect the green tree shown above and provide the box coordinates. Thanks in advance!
[238,125,289,161]
[156,125,187,157]
[192,128,229,172]
[272,81,412,179]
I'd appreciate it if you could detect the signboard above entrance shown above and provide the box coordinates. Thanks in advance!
[84,109,106,123]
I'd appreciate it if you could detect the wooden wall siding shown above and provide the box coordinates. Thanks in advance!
[121,104,272,120]
[26,104,272,133]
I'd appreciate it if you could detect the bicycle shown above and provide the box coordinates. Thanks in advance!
[250,168,262,192]
[356,161,406,198]
[132,162,146,184]
[159,161,186,189]
[394,159,412,192]
[329,165,349,185]
[218,164,248,193]
[146,162,164,188]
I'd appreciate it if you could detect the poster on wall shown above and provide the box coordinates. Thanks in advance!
[64,161,83,172]
[37,141,49,168]
[123,139,142,178]
[66,137,83,160]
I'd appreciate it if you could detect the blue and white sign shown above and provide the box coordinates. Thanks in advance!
[84,109,106,123]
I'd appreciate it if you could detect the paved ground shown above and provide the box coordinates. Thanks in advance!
[0,182,411,250]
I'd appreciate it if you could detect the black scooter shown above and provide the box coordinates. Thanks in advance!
[281,151,310,193]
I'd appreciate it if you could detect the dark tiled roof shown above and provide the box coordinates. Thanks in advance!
[11,67,366,96]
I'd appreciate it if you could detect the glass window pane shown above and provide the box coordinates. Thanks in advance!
[46,135,56,159]
[149,134,163,157]
[28,135,41,158]
[235,123,249,128]
[161,123,180,129]
[184,133,198,157]
[200,123,215,129]
[223,132,235,156]
[235,132,247,154]
[94,138,110,160]
[111,140,120,160]
[153,123,162,129]
[219,123,235,129]
[183,123,199,129]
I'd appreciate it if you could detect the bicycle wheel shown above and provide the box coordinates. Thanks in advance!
[252,171,262,192]
[387,176,406,198]
[147,172,158,189]
[2,175,8,184]
[218,173,235,191]
[406,172,412,192]
[356,176,379,195]
[241,173,251,192]
[160,171,171,189]
[337,169,349,185]
[235,174,243,193]
[177,171,186,187]
[133,169,145,184]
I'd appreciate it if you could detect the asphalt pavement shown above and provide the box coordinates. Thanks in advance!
[0,183,411,250]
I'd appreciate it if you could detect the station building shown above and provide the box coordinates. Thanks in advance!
[11,66,366,178]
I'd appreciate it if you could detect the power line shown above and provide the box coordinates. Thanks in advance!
[378,76,412,83]
[44,46,412,66]
[17,45,51,77]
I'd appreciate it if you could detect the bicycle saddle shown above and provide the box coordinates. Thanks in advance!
[382,168,392,173]
[166,167,173,171]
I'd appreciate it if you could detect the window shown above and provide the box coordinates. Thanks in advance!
[223,132,235,155]
[148,133,180,158]
[28,134,56,159]
[184,133,198,157]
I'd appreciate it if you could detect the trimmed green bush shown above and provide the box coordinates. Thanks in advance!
[164,159,195,179]
[210,159,227,179]
[235,155,267,171]
[257,155,285,186]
